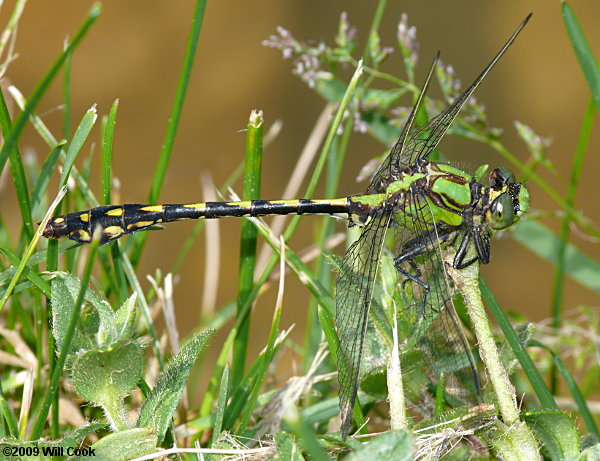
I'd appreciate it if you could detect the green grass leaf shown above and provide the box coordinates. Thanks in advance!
[480,276,558,410]
[232,110,264,386]
[59,105,97,188]
[0,3,100,175]
[562,2,600,110]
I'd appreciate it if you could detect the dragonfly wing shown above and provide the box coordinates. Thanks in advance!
[368,15,530,194]
[393,191,481,406]
[335,208,393,438]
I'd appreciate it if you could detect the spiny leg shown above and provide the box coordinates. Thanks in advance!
[394,226,457,316]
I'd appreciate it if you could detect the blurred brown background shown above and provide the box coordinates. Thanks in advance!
[1,1,599,373]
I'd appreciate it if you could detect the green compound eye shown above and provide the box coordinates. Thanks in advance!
[490,193,515,230]
[489,167,516,189]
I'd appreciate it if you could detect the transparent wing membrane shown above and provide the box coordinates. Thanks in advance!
[335,209,393,437]
[368,14,531,194]
[392,191,480,405]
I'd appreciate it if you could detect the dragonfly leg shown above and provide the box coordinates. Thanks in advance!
[394,225,457,316]
[453,227,491,269]
[453,230,478,269]
[474,229,491,264]
[394,225,456,276]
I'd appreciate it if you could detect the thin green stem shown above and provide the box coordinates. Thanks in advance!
[550,97,594,392]
[63,46,71,141]
[0,3,100,174]
[232,110,263,385]
[238,236,283,432]
[362,0,389,66]
[130,0,207,267]
[446,259,538,455]
[0,87,33,242]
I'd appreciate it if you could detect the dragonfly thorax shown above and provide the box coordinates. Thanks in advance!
[348,162,528,235]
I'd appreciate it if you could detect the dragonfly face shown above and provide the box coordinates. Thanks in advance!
[486,167,530,230]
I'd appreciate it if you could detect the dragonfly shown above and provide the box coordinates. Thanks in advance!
[42,16,530,438]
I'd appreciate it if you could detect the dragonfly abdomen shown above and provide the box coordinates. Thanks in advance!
[42,198,350,245]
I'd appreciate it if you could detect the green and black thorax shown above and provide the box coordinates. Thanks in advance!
[347,160,529,266]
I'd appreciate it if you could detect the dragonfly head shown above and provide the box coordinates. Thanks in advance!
[487,168,529,230]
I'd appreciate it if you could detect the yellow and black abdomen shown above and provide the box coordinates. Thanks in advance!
[53,204,167,244]
[42,199,349,245]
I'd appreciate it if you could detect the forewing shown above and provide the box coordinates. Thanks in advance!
[335,209,393,438]
[368,15,530,194]
[393,191,481,406]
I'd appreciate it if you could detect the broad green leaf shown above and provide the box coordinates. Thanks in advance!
[360,365,387,400]
[273,432,305,461]
[78,428,157,461]
[59,422,106,448]
[346,430,413,461]
[113,293,137,341]
[70,341,144,406]
[50,272,114,355]
[137,330,214,443]
[522,410,580,460]
[362,88,406,110]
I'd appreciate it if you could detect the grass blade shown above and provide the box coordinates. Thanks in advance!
[129,0,208,266]
[0,395,19,438]
[562,2,600,110]
[549,96,595,390]
[528,339,599,439]
[232,110,264,385]
[100,99,128,304]
[211,365,229,447]
[0,188,66,312]
[59,105,97,188]
[479,276,558,410]
[0,3,100,173]
[238,235,283,431]
[30,141,66,212]
[8,85,99,207]
[101,99,119,205]
[0,86,33,241]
